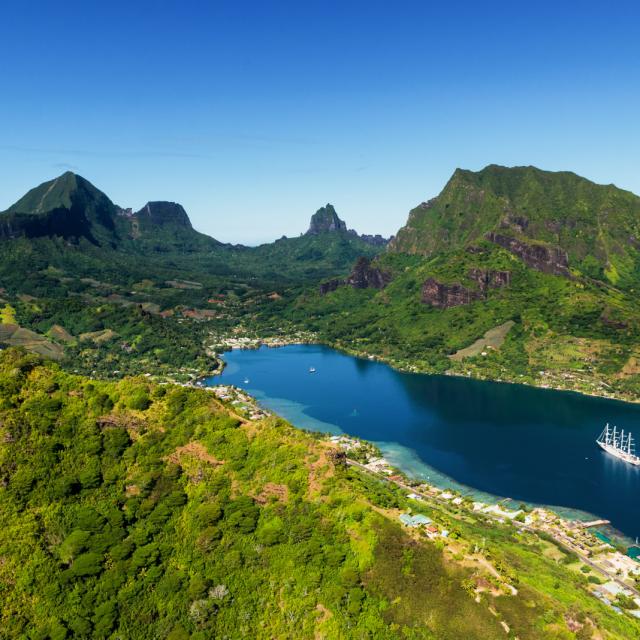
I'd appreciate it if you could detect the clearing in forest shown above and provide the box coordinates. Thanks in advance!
[449,320,515,361]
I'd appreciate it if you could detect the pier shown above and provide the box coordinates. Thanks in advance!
[580,519,611,528]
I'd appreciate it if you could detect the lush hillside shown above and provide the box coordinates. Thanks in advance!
[0,348,636,639]
[249,231,382,282]
[390,165,640,289]
[264,167,640,401]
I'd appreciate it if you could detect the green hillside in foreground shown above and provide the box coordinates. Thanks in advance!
[1,348,638,639]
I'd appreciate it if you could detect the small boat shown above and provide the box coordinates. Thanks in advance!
[596,423,640,466]
[309,367,316,373]
[244,378,250,384]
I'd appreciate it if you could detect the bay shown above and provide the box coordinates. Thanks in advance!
[210,344,640,539]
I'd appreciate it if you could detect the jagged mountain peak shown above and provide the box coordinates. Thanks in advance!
[306,204,347,235]
[305,203,389,247]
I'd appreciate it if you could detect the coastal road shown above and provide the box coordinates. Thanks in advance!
[345,459,640,599]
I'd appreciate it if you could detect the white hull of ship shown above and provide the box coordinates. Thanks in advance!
[597,440,640,466]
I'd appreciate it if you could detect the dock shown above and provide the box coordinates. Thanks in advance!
[580,519,611,528]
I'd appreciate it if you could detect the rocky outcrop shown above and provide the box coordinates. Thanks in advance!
[306,204,389,246]
[486,232,570,277]
[422,268,511,309]
[500,213,529,233]
[319,279,342,295]
[345,257,391,289]
[135,202,192,228]
[468,268,511,290]
[422,279,482,308]
[320,257,391,294]
[348,231,390,247]
[307,204,347,235]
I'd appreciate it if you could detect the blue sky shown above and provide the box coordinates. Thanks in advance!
[0,1,638,244]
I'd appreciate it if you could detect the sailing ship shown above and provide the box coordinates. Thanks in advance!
[596,424,640,466]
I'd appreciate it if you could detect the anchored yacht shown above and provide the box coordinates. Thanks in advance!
[596,424,640,466]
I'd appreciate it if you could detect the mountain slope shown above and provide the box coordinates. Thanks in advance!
[390,165,640,287]
[0,348,635,639]
[1,172,119,245]
[248,204,385,282]
[270,166,640,401]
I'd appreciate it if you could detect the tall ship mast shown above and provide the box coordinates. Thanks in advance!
[596,423,640,466]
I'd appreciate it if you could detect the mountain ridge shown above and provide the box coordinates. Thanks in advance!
[0,172,388,285]
[389,164,640,287]
[1,171,388,248]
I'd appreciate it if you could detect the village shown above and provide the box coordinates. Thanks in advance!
[205,329,316,353]
[329,433,640,618]
[203,383,272,422]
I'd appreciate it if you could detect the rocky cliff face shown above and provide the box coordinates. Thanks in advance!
[306,204,389,247]
[320,257,391,294]
[422,268,511,309]
[345,257,392,289]
[135,202,192,228]
[468,268,512,289]
[422,279,481,308]
[307,204,347,234]
[319,279,342,295]
[486,232,570,277]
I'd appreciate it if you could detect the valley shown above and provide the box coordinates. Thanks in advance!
[2,165,640,638]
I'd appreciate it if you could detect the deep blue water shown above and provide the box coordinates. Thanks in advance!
[210,344,640,538]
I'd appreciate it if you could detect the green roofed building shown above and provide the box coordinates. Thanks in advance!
[399,513,433,527]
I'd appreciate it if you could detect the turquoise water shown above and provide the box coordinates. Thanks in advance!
[210,344,640,538]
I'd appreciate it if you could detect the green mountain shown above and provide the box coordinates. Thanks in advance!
[274,166,640,402]
[390,165,640,287]
[0,172,385,282]
[248,203,385,282]
[1,171,119,245]
[1,172,223,254]
[0,173,385,284]
[0,173,387,374]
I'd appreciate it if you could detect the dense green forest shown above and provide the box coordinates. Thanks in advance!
[1,348,637,639]
[269,241,640,401]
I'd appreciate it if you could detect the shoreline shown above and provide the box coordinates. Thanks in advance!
[211,340,640,544]
[211,335,640,406]
[327,341,640,407]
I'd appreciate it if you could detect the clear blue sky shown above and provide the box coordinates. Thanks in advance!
[1,1,638,244]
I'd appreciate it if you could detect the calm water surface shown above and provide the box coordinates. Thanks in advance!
[210,344,640,538]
